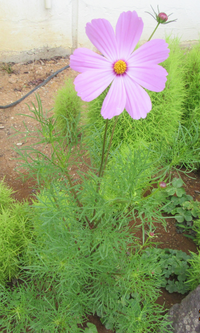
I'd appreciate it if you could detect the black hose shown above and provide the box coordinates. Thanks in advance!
[0,64,70,109]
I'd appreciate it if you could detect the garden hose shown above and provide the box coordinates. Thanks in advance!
[0,64,70,109]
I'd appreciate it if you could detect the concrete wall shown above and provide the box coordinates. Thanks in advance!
[0,0,200,62]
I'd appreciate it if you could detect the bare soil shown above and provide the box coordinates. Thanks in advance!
[0,58,200,333]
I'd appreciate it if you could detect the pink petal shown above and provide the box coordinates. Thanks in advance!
[128,39,169,65]
[127,64,168,92]
[123,75,152,119]
[70,48,112,73]
[86,19,118,61]
[115,11,144,59]
[74,70,114,102]
[101,76,126,119]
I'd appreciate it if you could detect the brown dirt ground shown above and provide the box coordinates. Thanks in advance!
[0,58,200,333]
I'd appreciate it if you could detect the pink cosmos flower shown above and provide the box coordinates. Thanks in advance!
[70,11,169,120]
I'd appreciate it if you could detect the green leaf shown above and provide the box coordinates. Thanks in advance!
[179,196,189,205]
[176,188,186,197]
[176,207,185,215]
[191,205,200,217]
[166,281,176,293]
[172,178,184,188]
[183,233,196,240]
[185,195,193,201]
[182,201,191,209]
[184,211,193,222]
[84,323,98,333]
[171,196,182,205]
[171,208,178,215]
[175,215,185,223]
[166,187,176,196]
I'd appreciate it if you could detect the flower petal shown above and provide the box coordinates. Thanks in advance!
[70,48,112,73]
[74,70,114,102]
[127,64,168,92]
[115,11,144,59]
[101,76,126,119]
[123,75,152,119]
[86,18,118,61]
[128,39,169,65]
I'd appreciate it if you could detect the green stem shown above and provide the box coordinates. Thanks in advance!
[92,119,109,221]
[102,116,118,177]
[147,22,160,41]
[93,116,118,226]
[51,141,91,226]
[98,119,109,178]
[93,117,118,226]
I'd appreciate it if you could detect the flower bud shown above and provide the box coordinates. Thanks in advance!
[159,181,167,188]
[149,232,154,237]
[146,6,177,25]
[158,12,168,23]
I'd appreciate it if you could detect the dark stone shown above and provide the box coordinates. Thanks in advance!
[164,285,200,332]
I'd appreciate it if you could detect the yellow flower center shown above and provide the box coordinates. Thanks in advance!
[113,60,127,75]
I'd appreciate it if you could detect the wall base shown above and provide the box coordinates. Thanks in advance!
[0,41,199,64]
[0,46,71,63]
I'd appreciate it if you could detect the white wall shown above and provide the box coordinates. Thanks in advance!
[0,0,200,62]
[0,0,72,62]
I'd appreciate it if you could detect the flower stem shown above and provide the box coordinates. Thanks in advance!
[92,117,118,227]
[92,119,109,220]
[98,119,109,178]
[147,22,160,41]
[102,116,118,177]
[51,141,91,226]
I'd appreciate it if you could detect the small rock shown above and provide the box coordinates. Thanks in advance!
[16,142,23,146]
[161,285,200,333]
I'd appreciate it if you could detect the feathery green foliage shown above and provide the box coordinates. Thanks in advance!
[186,250,200,291]
[0,100,175,332]
[180,41,200,157]
[182,41,200,124]
[0,179,14,213]
[0,181,31,285]
[0,182,172,332]
[53,78,82,137]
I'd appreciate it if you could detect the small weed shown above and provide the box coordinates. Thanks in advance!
[141,247,192,294]
[1,62,14,74]
[161,177,200,239]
